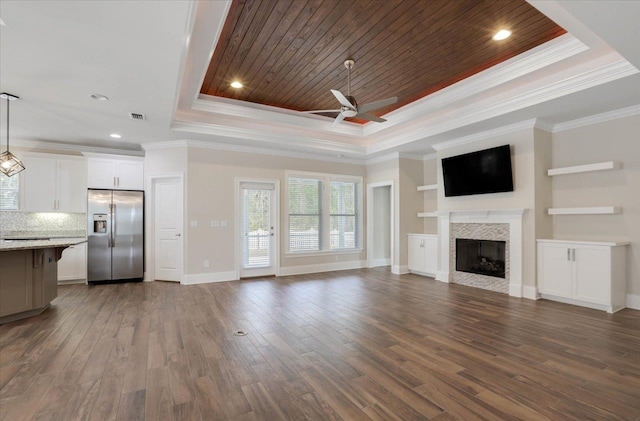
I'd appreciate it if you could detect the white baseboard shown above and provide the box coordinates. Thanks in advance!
[435,271,450,283]
[279,260,366,276]
[627,293,640,310]
[522,286,539,300]
[369,258,391,268]
[391,265,409,275]
[182,271,237,285]
[408,269,436,278]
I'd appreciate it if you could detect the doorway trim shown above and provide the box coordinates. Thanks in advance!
[235,177,280,279]
[367,180,394,269]
[147,172,185,284]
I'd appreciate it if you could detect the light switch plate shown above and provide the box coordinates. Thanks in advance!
[220,220,228,227]
[211,220,220,228]
[190,220,198,227]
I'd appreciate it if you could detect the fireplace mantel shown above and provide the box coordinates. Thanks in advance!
[436,208,530,298]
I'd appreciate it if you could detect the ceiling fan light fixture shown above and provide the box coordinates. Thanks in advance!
[0,92,25,177]
[90,93,109,101]
[493,29,512,41]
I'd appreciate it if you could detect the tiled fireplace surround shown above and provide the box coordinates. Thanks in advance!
[436,209,526,297]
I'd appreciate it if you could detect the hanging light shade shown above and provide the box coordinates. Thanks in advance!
[0,93,24,177]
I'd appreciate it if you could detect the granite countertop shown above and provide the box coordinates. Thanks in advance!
[0,238,87,252]
[0,230,86,240]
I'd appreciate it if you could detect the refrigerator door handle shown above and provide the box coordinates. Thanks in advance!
[111,203,116,247]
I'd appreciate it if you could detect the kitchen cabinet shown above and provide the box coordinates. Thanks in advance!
[21,155,87,213]
[87,158,144,190]
[408,234,438,276]
[537,239,628,313]
[57,242,87,283]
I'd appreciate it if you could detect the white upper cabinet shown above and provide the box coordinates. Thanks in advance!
[87,158,144,190]
[21,155,87,213]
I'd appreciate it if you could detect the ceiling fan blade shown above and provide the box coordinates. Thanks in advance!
[358,96,397,114]
[301,109,341,114]
[356,112,386,123]
[331,89,355,109]
[332,112,346,126]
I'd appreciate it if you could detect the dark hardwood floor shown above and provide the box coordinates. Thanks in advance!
[1,268,639,420]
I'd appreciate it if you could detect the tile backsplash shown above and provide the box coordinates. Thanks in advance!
[0,212,86,235]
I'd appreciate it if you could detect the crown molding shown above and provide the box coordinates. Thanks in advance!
[143,139,366,165]
[431,119,538,152]
[552,103,640,132]
[363,34,588,136]
[171,119,367,156]
[367,54,638,155]
[12,138,145,157]
[423,153,437,161]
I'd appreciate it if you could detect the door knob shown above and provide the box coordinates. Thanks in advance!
[176,233,181,237]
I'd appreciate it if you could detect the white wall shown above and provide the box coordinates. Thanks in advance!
[551,114,640,297]
[372,185,391,263]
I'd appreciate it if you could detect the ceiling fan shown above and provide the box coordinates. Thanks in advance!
[303,59,397,126]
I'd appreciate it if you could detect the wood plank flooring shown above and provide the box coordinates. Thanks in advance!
[1,268,639,420]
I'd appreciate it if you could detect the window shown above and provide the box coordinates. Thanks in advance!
[330,181,358,249]
[0,173,19,211]
[288,177,322,252]
[287,172,361,254]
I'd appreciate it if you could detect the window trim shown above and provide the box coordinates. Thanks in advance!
[285,170,363,256]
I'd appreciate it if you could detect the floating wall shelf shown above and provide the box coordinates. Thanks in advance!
[417,212,438,218]
[547,161,620,176]
[417,184,438,191]
[548,207,622,215]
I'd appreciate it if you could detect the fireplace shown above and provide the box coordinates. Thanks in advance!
[456,238,506,279]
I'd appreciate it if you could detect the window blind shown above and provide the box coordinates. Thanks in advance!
[0,174,19,211]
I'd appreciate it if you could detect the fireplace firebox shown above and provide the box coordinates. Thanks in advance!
[456,238,506,279]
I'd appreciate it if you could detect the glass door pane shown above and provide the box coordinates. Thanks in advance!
[242,188,272,269]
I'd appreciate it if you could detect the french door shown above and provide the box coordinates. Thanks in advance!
[239,182,277,277]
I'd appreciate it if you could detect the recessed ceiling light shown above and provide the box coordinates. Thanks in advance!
[493,29,512,41]
[110,133,122,139]
[91,94,109,101]
[230,81,243,89]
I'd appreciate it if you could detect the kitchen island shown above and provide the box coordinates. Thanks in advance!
[0,238,86,324]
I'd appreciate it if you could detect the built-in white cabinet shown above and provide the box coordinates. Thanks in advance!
[21,155,87,212]
[57,242,87,283]
[537,239,628,313]
[408,234,438,276]
[87,157,144,190]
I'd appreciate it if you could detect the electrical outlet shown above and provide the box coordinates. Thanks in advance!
[204,260,209,268]
[190,220,198,227]
[211,220,220,228]
[220,220,228,227]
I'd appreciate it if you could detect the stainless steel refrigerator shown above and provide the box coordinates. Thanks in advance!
[88,189,144,284]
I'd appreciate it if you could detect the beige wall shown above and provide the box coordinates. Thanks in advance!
[423,157,438,234]
[186,147,365,275]
[551,114,640,295]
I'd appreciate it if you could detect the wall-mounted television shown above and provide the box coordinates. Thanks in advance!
[442,145,513,197]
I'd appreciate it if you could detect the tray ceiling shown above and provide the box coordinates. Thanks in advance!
[200,0,565,123]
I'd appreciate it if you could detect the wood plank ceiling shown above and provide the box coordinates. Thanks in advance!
[201,0,565,123]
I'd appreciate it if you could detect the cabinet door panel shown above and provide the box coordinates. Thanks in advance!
[408,236,425,272]
[424,237,438,274]
[56,159,87,212]
[58,243,87,282]
[538,244,572,298]
[117,162,143,190]
[88,160,117,189]
[22,157,57,212]
[574,247,609,304]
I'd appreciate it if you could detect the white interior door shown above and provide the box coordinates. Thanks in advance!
[240,182,277,278]
[154,177,183,282]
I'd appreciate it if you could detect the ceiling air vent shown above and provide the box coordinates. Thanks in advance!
[129,112,146,121]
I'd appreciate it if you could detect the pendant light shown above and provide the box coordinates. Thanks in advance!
[0,93,25,177]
